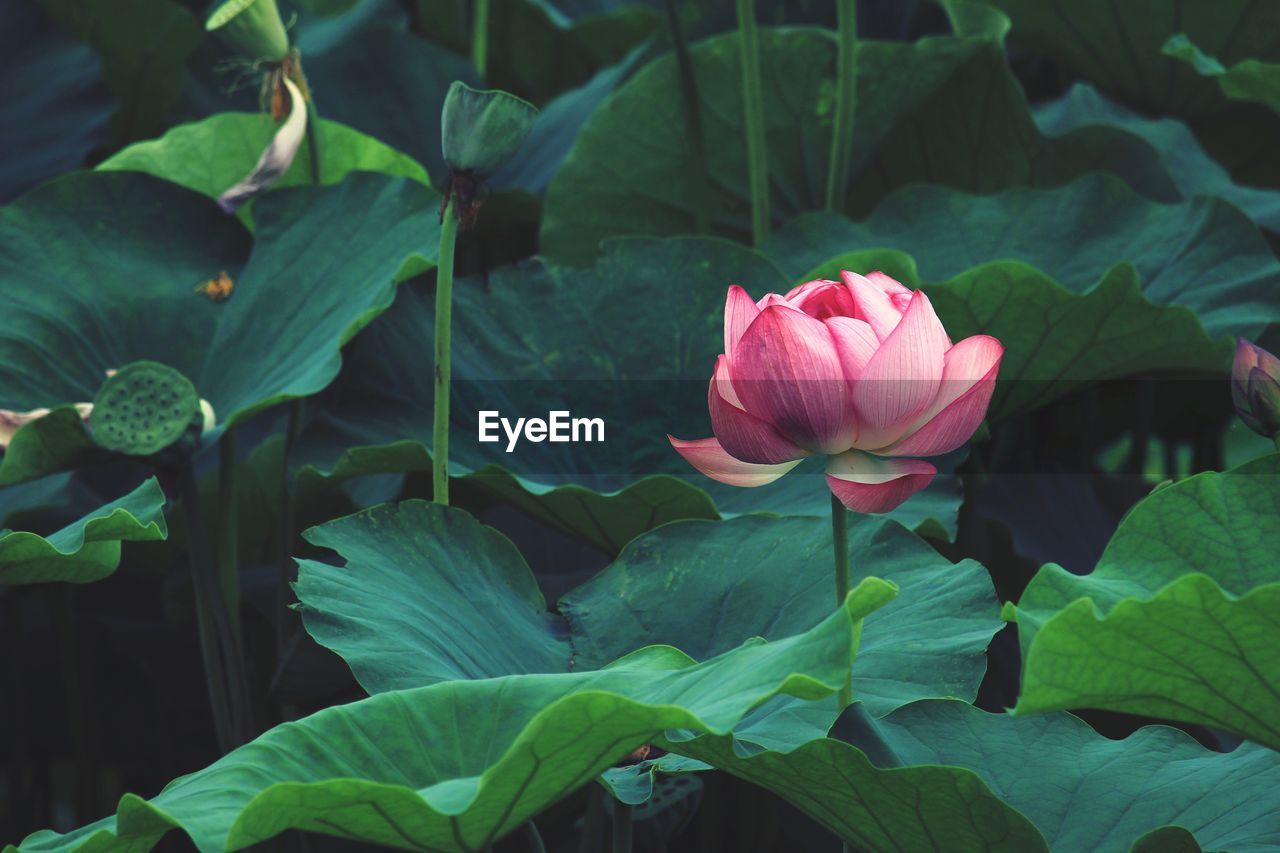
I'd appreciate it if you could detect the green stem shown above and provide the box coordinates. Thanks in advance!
[1273,433,1280,453]
[433,198,460,506]
[305,99,321,184]
[49,586,97,820]
[277,399,305,659]
[612,802,633,853]
[578,787,606,853]
[662,0,711,234]
[180,459,249,752]
[824,0,857,211]
[831,493,851,711]
[218,429,240,639]
[522,820,547,853]
[471,0,490,77]
[736,0,769,245]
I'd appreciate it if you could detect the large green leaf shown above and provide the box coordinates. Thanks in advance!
[295,501,572,687]
[99,114,431,201]
[686,698,1280,852]
[18,586,888,852]
[540,27,1175,265]
[766,173,1280,339]
[0,2,113,203]
[1032,86,1280,234]
[1010,455,1280,750]
[296,236,965,550]
[1165,35,1280,114]
[296,502,998,775]
[978,0,1280,120]
[927,263,1228,423]
[561,514,1001,717]
[675,702,1280,850]
[38,0,202,143]
[849,701,1280,852]
[678,726,1049,852]
[0,170,438,485]
[0,477,167,585]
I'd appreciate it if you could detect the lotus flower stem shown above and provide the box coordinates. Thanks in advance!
[662,0,711,233]
[217,428,240,639]
[736,0,769,245]
[523,820,547,853]
[611,801,633,853]
[305,100,321,183]
[471,0,490,77]
[831,493,852,709]
[47,586,94,819]
[578,787,606,853]
[824,0,857,211]
[433,198,461,505]
[179,458,250,752]
[277,398,305,659]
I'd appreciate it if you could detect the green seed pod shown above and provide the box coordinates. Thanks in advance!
[440,82,538,180]
[206,0,290,62]
[90,361,201,456]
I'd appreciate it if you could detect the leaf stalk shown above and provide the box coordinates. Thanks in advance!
[736,0,770,245]
[433,197,460,505]
[824,0,857,211]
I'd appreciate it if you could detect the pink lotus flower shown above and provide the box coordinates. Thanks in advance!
[669,271,1003,513]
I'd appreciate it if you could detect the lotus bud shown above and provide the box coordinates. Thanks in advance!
[1232,338,1280,439]
[669,272,1004,513]
[439,82,537,227]
[205,0,290,63]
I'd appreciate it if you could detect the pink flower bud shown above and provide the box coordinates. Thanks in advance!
[1232,338,1280,439]
[671,271,1003,513]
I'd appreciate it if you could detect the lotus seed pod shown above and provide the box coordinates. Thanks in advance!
[440,82,538,180]
[90,361,200,456]
[206,0,290,62]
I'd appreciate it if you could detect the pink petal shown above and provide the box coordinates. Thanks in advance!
[879,335,1003,456]
[852,290,949,449]
[825,450,936,513]
[669,435,803,487]
[708,356,807,464]
[841,271,904,340]
[1233,338,1280,416]
[731,305,855,454]
[825,316,879,382]
[710,351,743,409]
[864,271,913,312]
[724,285,760,362]
[784,279,857,320]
